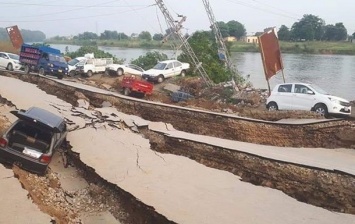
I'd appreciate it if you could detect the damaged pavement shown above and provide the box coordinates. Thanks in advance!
[0,73,355,223]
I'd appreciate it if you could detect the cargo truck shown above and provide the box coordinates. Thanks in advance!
[19,44,68,79]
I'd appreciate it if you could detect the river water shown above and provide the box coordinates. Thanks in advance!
[52,44,355,100]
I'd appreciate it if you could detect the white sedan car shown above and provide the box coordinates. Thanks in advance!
[0,52,21,71]
[105,64,144,76]
[142,60,190,83]
[266,83,351,116]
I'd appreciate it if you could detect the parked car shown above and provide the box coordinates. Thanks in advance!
[0,52,21,71]
[105,63,144,76]
[142,60,190,83]
[67,56,86,77]
[0,107,68,174]
[266,83,351,116]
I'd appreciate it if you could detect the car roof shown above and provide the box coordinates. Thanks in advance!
[277,83,311,86]
[158,60,180,63]
[15,107,64,129]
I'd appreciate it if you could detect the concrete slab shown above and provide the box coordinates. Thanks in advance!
[80,211,120,224]
[69,127,355,224]
[0,165,51,223]
[149,122,355,176]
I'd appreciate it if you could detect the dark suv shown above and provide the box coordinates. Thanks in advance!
[0,107,67,174]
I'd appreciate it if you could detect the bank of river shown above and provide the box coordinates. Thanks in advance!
[51,44,355,100]
[47,40,355,55]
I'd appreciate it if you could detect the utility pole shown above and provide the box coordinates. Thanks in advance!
[155,0,213,87]
[202,0,237,81]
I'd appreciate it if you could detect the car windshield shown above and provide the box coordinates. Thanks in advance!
[309,84,328,95]
[8,53,19,60]
[68,58,80,66]
[49,54,66,63]
[153,62,167,70]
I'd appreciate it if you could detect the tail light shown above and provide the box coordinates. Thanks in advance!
[0,137,7,147]
[39,155,51,164]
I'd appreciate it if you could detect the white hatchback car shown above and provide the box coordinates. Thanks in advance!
[266,83,351,116]
[0,52,21,71]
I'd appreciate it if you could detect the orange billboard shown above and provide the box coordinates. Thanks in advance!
[6,25,24,49]
[258,29,283,80]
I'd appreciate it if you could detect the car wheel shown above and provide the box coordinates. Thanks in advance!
[87,70,93,77]
[157,75,164,83]
[117,68,124,76]
[39,67,45,76]
[24,65,30,74]
[58,74,64,80]
[6,63,13,71]
[123,88,131,96]
[314,104,328,116]
[181,70,186,77]
[267,102,278,111]
[69,70,76,77]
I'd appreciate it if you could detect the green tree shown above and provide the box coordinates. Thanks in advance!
[291,14,325,41]
[216,21,230,38]
[131,51,168,70]
[277,25,291,41]
[322,23,347,41]
[226,20,246,39]
[178,31,234,83]
[118,32,129,40]
[66,46,123,63]
[75,32,98,40]
[100,30,118,40]
[153,33,164,41]
[138,31,152,41]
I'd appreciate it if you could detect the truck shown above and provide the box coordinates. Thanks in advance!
[120,76,154,97]
[68,54,113,77]
[19,44,68,79]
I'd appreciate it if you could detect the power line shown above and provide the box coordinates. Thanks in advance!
[0,1,146,8]
[0,0,123,18]
[221,0,299,20]
[250,0,301,18]
[0,5,155,23]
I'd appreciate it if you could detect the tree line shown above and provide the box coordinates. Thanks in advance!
[0,28,46,42]
[278,14,354,41]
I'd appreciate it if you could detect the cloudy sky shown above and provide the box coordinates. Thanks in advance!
[0,0,354,37]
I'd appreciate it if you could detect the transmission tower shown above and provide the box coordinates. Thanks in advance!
[202,0,236,79]
[155,0,213,86]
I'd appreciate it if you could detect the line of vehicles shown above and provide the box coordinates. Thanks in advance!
[0,44,190,82]
[0,44,352,117]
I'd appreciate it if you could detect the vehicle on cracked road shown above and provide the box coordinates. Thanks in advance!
[142,60,190,83]
[0,52,21,71]
[0,107,68,174]
[266,83,351,117]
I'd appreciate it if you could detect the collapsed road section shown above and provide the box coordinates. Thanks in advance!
[2,71,355,149]
[0,73,354,224]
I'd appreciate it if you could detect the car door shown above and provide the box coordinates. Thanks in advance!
[0,53,7,68]
[164,62,175,77]
[274,84,294,110]
[293,84,316,111]
[173,61,183,76]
